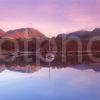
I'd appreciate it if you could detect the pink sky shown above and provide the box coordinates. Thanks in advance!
[0,0,100,36]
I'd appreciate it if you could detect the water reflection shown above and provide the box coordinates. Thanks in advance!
[0,63,100,73]
[0,66,100,100]
[0,61,100,100]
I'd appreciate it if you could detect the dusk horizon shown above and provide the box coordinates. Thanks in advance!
[0,26,100,37]
[0,0,100,36]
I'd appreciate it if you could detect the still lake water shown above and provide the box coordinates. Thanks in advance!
[0,64,100,100]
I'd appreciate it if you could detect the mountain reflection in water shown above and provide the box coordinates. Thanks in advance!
[0,64,100,100]
[0,55,100,100]
[0,63,100,73]
[0,62,100,73]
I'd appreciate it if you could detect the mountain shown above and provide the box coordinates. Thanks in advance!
[7,65,41,73]
[56,28,100,39]
[67,30,90,38]
[0,29,6,37]
[56,30,90,39]
[93,28,100,33]
[2,28,46,39]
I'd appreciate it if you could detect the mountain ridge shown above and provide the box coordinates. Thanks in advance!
[2,28,46,39]
[56,28,100,39]
[0,27,100,39]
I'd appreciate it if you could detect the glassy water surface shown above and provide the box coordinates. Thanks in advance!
[0,64,100,100]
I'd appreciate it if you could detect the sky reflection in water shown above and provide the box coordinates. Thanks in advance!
[0,66,100,100]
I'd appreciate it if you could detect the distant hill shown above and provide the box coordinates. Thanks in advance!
[56,28,100,40]
[2,28,46,39]
[0,29,6,37]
